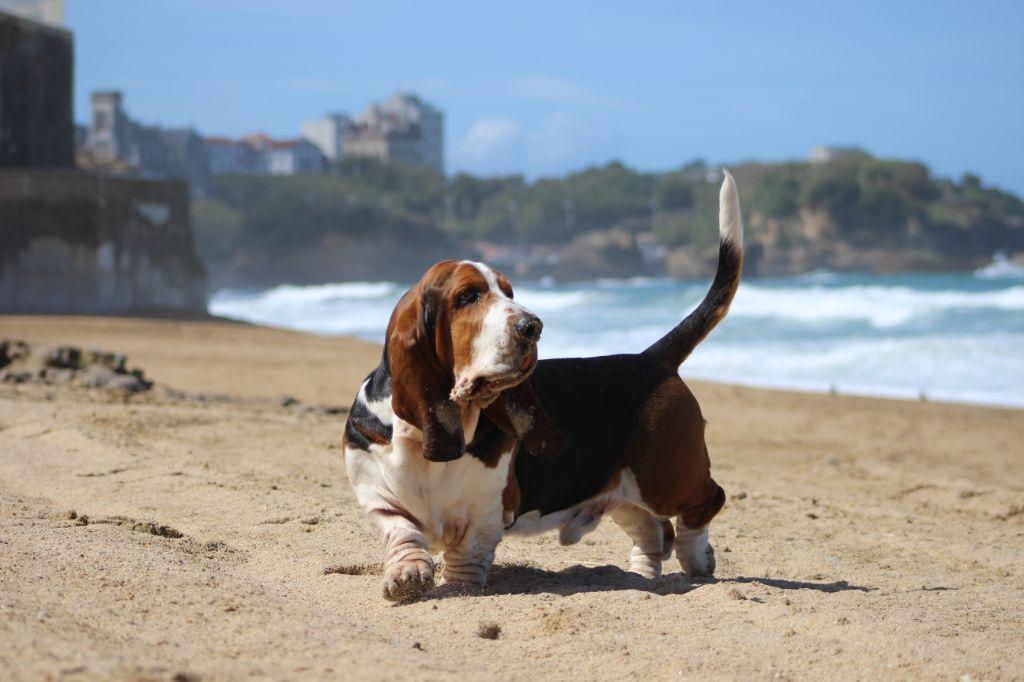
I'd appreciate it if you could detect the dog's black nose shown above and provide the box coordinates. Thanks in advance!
[515,314,543,342]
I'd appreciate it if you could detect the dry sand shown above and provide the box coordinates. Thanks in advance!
[1,315,1022,680]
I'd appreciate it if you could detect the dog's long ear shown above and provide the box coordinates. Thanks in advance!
[387,282,465,462]
[482,378,569,458]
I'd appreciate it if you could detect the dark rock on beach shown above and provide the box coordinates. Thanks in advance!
[0,339,152,393]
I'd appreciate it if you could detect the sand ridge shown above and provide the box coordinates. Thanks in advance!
[1,315,1022,680]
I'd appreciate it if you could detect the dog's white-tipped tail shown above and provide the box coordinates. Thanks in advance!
[719,168,743,246]
[643,168,745,368]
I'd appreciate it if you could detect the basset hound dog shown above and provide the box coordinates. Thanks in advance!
[344,170,743,602]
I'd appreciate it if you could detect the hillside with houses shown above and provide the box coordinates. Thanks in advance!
[68,87,1024,287]
[191,151,1024,287]
[77,90,444,197]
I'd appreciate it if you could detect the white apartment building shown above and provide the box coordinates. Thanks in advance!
[300,113,350,163]
[265,139,324,175]
[342,92,444,175]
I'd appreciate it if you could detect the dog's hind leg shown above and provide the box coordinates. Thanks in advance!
[673,521,715,577]
[673,479,725,577]
[611,503,671,579]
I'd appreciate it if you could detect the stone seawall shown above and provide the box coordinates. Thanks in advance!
[0,170,207,314]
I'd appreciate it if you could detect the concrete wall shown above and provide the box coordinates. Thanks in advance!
[0,10,74,167]
[0,170,208,314]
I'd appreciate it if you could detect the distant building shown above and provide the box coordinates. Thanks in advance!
[0,0,63,26]
[265,139,324,175]
[344,92,444,174]
[161,128,213,195]
[204,136,263,175]
[0,7,73,167]
[809,145,866,164]
[301,112,350,163]
[130,125,168,174]
[203,133,323,176]
[82,88,441,182]
[85,90,211,197]
[1,4,208,316]
[86,91,130,162]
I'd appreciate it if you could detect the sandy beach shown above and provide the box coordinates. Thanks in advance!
[1,315,1022,680]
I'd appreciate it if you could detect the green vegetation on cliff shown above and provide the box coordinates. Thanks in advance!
[193,154,1024,284]
[193,159,460,287]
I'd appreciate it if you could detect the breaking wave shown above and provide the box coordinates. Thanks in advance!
[730,282,1024,328]
[210,271,1024,408]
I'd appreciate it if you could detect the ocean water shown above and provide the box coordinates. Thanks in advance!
[210,265,1024,409]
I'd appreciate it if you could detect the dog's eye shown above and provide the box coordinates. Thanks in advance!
[456,290,481,307]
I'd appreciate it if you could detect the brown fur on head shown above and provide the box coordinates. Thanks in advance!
[387,260,567,462]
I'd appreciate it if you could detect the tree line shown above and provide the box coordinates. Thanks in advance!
[192,153,1024,271]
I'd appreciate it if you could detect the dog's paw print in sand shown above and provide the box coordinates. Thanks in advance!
[323,562,383,576]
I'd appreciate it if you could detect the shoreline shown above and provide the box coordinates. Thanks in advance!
[4,313,1023,413]
[679,370,1024,412]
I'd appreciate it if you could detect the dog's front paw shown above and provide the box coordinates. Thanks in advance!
[382,559,435,602]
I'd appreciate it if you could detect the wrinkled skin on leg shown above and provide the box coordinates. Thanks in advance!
[371,510,435,602]
[612,504,672,579]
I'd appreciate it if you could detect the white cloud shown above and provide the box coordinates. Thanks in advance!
[525,112,619,172]
[511,75,634,110]
[453,113,622,177]
[526,112,580,165]
[459,118,521,162]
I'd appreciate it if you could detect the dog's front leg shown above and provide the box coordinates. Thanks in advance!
[370,509,435,602]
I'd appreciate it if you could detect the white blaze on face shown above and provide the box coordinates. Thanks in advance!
[459,261,535,388]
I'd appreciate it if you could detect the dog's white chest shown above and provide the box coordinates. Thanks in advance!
[345,416,511,549]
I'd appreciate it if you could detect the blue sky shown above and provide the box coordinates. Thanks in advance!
[68,1,1023,193]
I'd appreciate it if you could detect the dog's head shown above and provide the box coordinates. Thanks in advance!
[387,260,566,462]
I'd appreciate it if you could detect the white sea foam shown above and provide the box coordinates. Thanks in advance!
[210,281,404,337]
[790,269,841,284]
[975,253,1024,280]
[730,282,1024,328]
[209,273,1024,408]
[244,281,400,305]
[514,288,596,311]
[592,276,675,289]
[683,334,1024,409]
